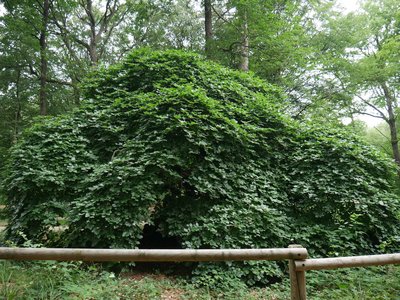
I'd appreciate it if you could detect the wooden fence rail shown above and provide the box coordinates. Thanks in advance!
[0,247,307,262]
[0,246,398,300]
[295,253,400,271]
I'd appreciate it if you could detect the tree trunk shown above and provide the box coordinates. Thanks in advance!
[388,118,400,165]
[382,83,400,174]
[204,0,213,58]
[39,0,50,115]
[13,70,22,143]
[239,10,249,72]
[89,40,98,65]
[86,0,99,65]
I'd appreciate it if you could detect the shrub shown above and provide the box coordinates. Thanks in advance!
[3,49,400,285]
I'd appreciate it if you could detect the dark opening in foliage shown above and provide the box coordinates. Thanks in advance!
[138,225,181,250]
[4,49,400,286]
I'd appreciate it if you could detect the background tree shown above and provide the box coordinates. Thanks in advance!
[314,0,400,173]
[206,0,337,118]
[2,0,52,115]
[51,0,132,66]
[204,0,213,57]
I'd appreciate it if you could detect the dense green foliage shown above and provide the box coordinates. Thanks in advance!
[4,50,400,285]
[2,0,400,174]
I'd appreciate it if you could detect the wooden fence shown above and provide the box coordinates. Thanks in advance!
[0,245,398,300]
[288,246,400,300]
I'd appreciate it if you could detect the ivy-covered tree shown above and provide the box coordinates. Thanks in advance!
[4,50,399,286]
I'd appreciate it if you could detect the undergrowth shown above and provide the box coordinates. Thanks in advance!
[0,260,398,299]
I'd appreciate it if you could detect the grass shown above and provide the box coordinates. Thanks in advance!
[0,261,398,299]
[307,266,400,300]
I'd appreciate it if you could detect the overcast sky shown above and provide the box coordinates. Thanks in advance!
[336,0,360,13]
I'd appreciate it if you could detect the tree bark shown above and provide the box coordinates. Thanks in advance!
[381,83,400,177]
[388,119,400,165]
[13,70,22,143]
[239,10,249,72]
[382,83,400,174]
[204,0,213,58]
[85,0,98,65]
[39,0,50,115]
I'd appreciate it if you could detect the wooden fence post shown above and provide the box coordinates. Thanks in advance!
[289,245,307,300]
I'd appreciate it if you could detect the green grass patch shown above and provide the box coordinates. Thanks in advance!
[0,261,398,299]
[306,266,400,300]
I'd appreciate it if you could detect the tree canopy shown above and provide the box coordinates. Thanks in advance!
[4,49,399,285]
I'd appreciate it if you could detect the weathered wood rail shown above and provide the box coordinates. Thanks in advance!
[295,253,400,271]
[0,247,307,262]
[0,245,398,300]
[289,250,400,300]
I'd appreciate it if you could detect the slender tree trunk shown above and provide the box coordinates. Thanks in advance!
[388,119,400,164]
[204,0,213,58]
[86,0,98,65]
[239,11,249,72]
[39,0,50,115]
[382,83,400,174]
[89,39,98,64]
[13,70,22,143]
